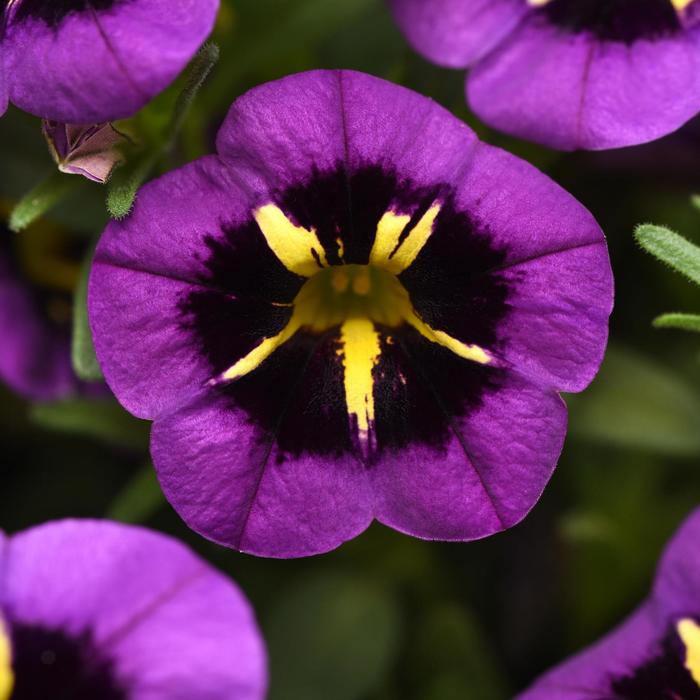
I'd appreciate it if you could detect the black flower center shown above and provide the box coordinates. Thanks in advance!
[182,165,511,462]
[9,623,126,699]
[539,0,683,43]
[610,618,700,699]
[10,0,121,28]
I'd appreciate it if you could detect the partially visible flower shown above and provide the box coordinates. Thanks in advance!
[0,519,267,699]
[388,0,700,150]
[0,216,99,400]
[1,0,219,123]
[89,70,613,558]
[517,507,700,699]
[43,121,129,184]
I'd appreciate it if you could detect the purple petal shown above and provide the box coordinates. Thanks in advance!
[387,0,527,67]
[653,507,700,622]
[469,15,700,150]
[516,605,659,699]
[373,371,566,540]
[0,248,76,400]
[1,519,267,699]
[151,390,374,558]
[4,0,219,122]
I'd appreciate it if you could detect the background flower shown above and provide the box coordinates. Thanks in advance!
[89,69,613,558]
[388,0,700,150]
[1,0,219,123]
[517,506,700,699]
[0,519,267,699]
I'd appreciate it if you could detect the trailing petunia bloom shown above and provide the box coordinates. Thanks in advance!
[517,507,700,699]
[0,0,219,123]
[388,0,700,150]
[89,70,613,558]
[0,519,267,700]
[0,217,101,400]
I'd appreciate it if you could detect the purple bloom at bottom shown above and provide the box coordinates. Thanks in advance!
[0,519,267,700]
[517,507,700,699]
[0,218,99,400]
[89,70,613,558]
[1,0,219,123]
[388,0,700,150]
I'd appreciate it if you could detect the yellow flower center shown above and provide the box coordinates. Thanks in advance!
[215,201,491,452]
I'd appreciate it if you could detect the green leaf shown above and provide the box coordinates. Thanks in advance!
[31,398,149,450]
[71,244,103,380]
[266,572,400,700]
[9,170,82,232]
[107,464,165,523]
[568,345,700,455]
[105,43,219,219]
[691,194,700,212]
[635,223,700,287]
[653,312,700,333]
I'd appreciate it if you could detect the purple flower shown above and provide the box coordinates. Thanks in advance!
[517,507,700,699]
[388,0,700,150]
[0,519,267,699]
[0,218,97,400]
[88,70,613,558]
[1,0,219,123]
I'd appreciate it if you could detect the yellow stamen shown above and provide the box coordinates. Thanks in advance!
[219,317,301,382]
[678,618,700,687]
[254,204,328,277]
[370,205,441,275]
[339,318,382,439]
[0,619,14,700]
[672,0,694,10]
[405,309,490,365]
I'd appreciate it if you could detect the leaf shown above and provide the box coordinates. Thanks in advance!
[107,464,165,523]
[265,572,400,700]
[31,398,149,450]
[653,312,700,333]
[691,194,700,212]
[568,345,700,455]
[9,170,82,232]
[635,223,700,287]
[71,243,103,380]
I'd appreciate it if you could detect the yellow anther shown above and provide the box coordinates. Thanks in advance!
[331,268,350,293]
[352,268,371,296]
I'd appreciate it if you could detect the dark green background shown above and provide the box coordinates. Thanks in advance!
[2,1,700,697]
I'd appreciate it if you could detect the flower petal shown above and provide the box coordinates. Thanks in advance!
[388,0,528,67]
[151,372,374,558]
[372,348,567,540]
[516,604,659,699]
[1,519,267,699]
[469,15,700,150]
[4,0,218,122]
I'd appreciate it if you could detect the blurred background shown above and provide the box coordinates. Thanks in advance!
[2,1,700,698]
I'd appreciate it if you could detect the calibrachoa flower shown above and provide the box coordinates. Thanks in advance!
[89,70,613,558]
[0,219,98,400]
[0,519,267,699]
[0,0,219,123]
[388,0,700,150]
[517,507,700,699]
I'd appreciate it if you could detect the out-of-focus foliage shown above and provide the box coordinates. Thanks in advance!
[2,1,700,698]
